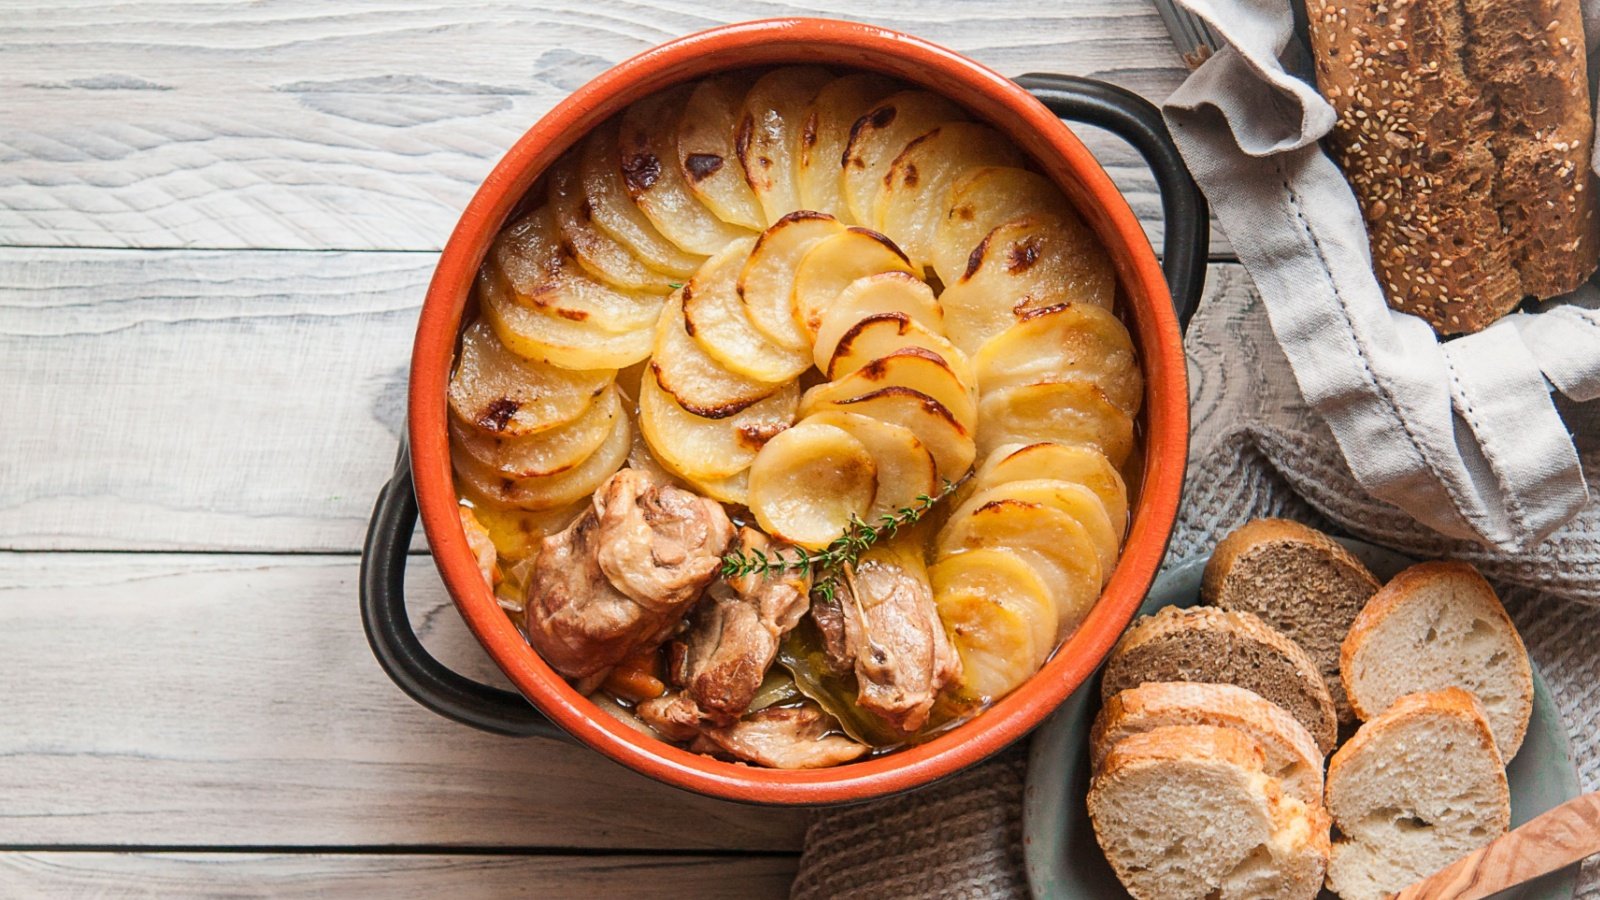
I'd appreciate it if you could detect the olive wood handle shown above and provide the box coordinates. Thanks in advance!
[1392,790,1600,900]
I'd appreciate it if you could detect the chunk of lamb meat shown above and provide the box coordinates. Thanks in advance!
[690,702,868,769]
[835,545,961,733]
[522,469,733,681]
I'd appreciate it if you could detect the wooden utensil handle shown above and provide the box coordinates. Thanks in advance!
[1393,791,1600,900]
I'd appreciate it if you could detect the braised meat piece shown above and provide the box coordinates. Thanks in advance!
[595,467,735,611]
[634,693,704,743]
[689,702,867,769]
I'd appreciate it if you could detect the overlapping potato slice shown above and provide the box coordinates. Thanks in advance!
[580,121,704,278]
[490,207,664,333]
[479,266,655,370]
[970,442,1129,532]
[797,73,899,223]
[935,499,1101,640]
[800,349,976,433]
[940,214,1117,354]
[792,227,917,338]
[825,314,973,385]
[951,480,1118,583]
[929,167,1070,285]
[650,291,780,418]
[678,74,765,230]
[811,271,945,371]
[748,422,877,549]
[457,485,588,562]
[738,211,847,351]
[681,236,810,382]
[548,152,679,294]
[739,66,834,224]
[976,380,1135,466]
[448,319,613,438]
[931,548,1058,699]
[454,408,633,510]
[840,90,965,226]
[874,122,1026,270]
[452,383,622,479]
[800,385,975,484]
[974,304,1140,414]
[617,87,755,255]
[802,410,937,520]
[638,367,797,481]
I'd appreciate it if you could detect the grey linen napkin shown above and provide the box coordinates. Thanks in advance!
[1161,0,1600,552]
[790,286,1600,900]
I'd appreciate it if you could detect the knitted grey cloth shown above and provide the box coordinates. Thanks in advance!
[792,288,1600,900]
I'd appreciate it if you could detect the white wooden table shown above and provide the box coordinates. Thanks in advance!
[0,3,1248,895]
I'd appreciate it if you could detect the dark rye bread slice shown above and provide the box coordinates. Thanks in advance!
[1202,519,1379,725]
[1305,0,1599,334]
[1101,606,1339,754]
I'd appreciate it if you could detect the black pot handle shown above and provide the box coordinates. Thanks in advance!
[360,439,568,739]
[1017,73,1209,329]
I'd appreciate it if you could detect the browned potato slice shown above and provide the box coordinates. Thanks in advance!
[454,408,633,510]
[638,367,797,481]
[976,381,1135,466]
[452,383,622,478]
[739,66,835,225]
[931,548,1058,699]
[802,410,937,520]
[650,291,778,418]
[801,348,977,433]
[618,87,754,255]
[971,442,1129,531]
[826,314,973,385]
[929,167,1070,286]
[873,122,1026,270]
[491,207,664,333]
[457,485,587,562]
[796,73,900,223]
[941,215,1117,355]
[799,385,974,484]
[748,422,877,549]
[681,236,810,382]
[935,499,1101,640]
[792,227,917,338]
[974,304,1140,416]
[950,479,1118,583]
[811,271,946,371]
[678,74,765,230]
[737,211,846,351]
[548,151,679,294]
[479,266,655,370]
[840,90,965,226]
[580,121,704,278]
[448,319,612,438]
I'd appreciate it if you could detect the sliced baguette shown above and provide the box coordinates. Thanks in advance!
[1089,724,1330,900]
[1325,688,1510,900]
[1102,606,1339,754]
[1202,518,1379,724]
[1341,560,1533,760]
[1091,682,1324,805]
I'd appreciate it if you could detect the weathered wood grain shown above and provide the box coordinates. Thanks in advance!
[0,551,808,849]
[0,250,1249,552]
[0,1,1224,255]
[0,852,797,898]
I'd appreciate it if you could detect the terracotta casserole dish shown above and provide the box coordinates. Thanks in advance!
[361,17,1208,805]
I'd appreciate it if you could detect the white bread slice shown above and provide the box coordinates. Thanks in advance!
[1324,689,1510,900]
[1341,561,1533,760]
[1089,724,1330,900]
[1091,682,1325,804]
[1203,518,1379,723]
[1102,606,1339,754]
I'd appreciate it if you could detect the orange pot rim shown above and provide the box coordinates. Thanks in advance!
[408,17,1188,805]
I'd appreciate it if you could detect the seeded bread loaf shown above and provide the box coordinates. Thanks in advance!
[1101,606,1339,754]
[1305,0,1599,334]
[1202,519,1379,724]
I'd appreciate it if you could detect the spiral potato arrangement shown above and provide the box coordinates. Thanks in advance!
[448,67,1144,706]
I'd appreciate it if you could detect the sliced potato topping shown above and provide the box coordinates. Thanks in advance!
[802,410,937,520]
[970,442,1129,532]
[874,121,1026,270]
[800,348,976,433]
[681,236,810,382]
[748,422,877,549]
[975,380,1135,466]
[650,291,780,418]
[796,73,899,223]
[792,227,917,338]
[548,151,680,294]
[739,66,835,225]
[454,409,633,511]
[638,367,797,482]
[974,303,1140,414]
[579,121,704,278]
[935,498,1101,640]
[929,167,1070,287]
[738,211,847,351]
[678,74,765,230]
[931,548,1058,699]
[490,207,665,333]
[840,90,965,226]
[799,385,975,484]
[950,479,1119,585]
[825,314,973,384]
[448,319,613,438]
[617,87,755,255]
[451,383,622,479]
[456,484,588,563]
[478,265,656,371]
[811,271,945,371]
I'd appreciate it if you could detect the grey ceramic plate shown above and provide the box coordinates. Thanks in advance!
[1023,538,1581,900]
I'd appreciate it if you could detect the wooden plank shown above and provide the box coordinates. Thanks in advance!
[0,551,808,850]
[0,251,1250,552]
[0,1,1221,255]
[0,852,797,898]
